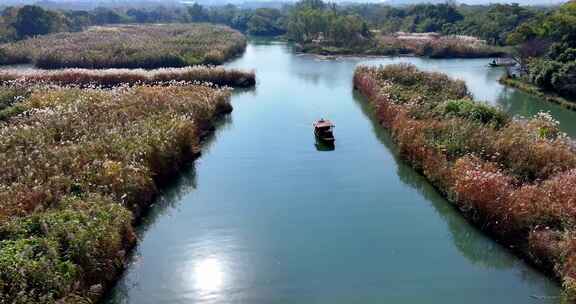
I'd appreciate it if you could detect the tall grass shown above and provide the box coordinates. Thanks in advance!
[354,63,576,297]
[0,82,232,303]
[0,24,247,69]
[376,35,505,58]
[0,66,256,88]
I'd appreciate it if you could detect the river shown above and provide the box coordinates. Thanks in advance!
[104,40,576,304]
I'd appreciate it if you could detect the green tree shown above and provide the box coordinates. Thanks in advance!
[91,7,127,25]
[12,5,63,39]
[247,9,285,36]
[295,0,326,10]
[188,3,208,22]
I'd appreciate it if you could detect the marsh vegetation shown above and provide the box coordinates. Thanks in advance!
[0,81,238,303]
[0,66,256,89]
[0,24,247,69]
[354,63,576,297]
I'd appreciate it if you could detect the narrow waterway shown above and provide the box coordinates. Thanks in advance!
[105,40,576,304]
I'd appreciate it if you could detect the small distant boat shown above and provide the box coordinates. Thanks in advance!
[489,58,516,67]
[313,119,335,142]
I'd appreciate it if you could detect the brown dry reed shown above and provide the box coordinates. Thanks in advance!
[354,63,576,298]
[0,24,247,69]
[0,82,233,303]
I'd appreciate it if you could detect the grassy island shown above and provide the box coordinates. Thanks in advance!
[0,24,246,69]
[297,34,505,58]
[354,64,576,297]
[0,69,253,302]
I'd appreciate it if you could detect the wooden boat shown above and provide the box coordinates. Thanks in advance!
[313,119,335,142]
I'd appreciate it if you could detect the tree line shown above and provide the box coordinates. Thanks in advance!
[0,0,574,98]
[0,1,553,44]
[0,4,287,43]
[507,1,576,99]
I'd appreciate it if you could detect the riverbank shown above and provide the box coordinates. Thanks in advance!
[295,33,505,59]
[0,73,254,303]
[501,76,576,111]
[0,24,246,69]
[354,64,576,298]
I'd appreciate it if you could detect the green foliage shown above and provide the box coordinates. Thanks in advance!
[91,7,129,25]
[188,3,209,22]
[507,2,576,48]
[403,4,463,33]
[345,3,537,46]
[296,0,326,10]
[0,83,29,111]
[447,4,536,45]
[425,119,485,159]
[287,0,370,47]
[527,58,562,90]
[0,195,132,303]
[12,6,67,39]
[440,99,509,128]
[506,2,576,99]
[0,4,284,44]
[246,8,286,36]
[0,237,77,303]
[552,61,576,99]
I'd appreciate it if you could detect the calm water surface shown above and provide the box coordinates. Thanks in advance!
[106,41,576,304]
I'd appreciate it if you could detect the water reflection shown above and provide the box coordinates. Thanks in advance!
[495,87,576,137]
[192,257,225,292]
[314,138,335,151]
[104,112,235,304]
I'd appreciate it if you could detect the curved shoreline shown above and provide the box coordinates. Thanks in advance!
[500,76,576,111]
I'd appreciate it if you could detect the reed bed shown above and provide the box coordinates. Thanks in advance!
[354,63,576,297]
[0,24,246,69]
[377,35,505,58]
[0,66,256,88]
[0,83,232,303]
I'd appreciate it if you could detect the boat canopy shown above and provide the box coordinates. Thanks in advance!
[314,119,334,128]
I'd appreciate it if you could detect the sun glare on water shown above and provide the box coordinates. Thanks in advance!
[193,257,226,293]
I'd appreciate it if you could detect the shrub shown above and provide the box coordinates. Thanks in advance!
[0,195,133,303]
[527,58,562,90]
[552,61,576,99]
[0,81,30,111]
[439,99,509,128]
